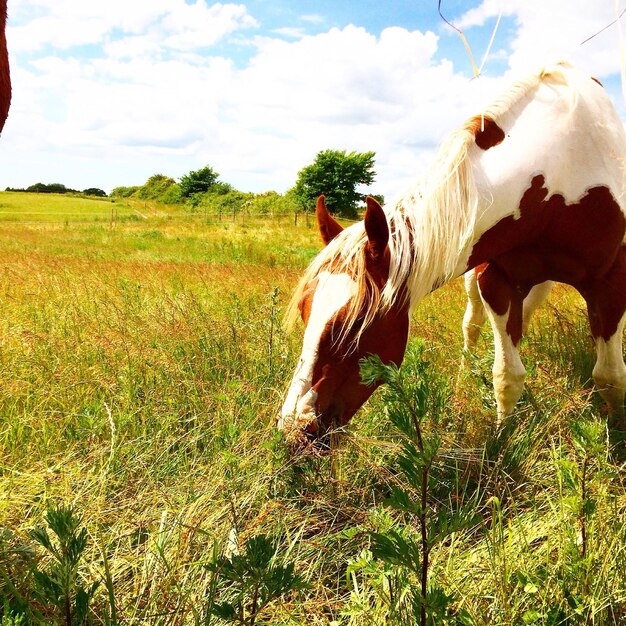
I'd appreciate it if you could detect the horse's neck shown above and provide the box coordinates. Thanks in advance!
[395,167,479,310]
[0,0,10,133]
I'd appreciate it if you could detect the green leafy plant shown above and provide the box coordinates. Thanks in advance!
[204,533,307,626]
[360,342,477,625]
[548,415,613,621]
[29,505,98,626]
[0,604,27,626]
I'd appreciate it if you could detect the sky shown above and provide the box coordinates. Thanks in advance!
[2,1,626,198]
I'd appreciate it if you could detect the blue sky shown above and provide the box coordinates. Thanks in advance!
[1,1,625,198]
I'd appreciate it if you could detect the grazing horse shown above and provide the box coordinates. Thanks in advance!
[0,0,10,132]
[279,62,626,443]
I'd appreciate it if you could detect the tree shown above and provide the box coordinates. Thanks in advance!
[82,187,107,197]
[26,182,74,194]
[291,149,376,218]
[179,165,220,198]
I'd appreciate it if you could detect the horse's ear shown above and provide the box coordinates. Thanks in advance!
[316,195,344,245]
[364,196,388,259]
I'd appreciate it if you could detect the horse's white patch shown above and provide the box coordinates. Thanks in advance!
[471,69,626,244]
[279,271,357,430]
[592,312,626,412]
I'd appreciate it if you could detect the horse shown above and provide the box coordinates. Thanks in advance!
[0,0,10,133]
[279,62,626,445]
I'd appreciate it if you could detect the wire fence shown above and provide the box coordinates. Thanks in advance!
[0,196,363,227]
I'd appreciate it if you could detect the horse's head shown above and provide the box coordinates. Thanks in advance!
[279,195,410,446]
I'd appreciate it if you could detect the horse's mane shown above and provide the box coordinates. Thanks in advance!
[286,63,571,347]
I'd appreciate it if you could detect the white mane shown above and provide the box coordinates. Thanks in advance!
[383,62,570,312]
[286,63,572,344]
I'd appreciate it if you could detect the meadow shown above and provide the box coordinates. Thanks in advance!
[0,191,625,625]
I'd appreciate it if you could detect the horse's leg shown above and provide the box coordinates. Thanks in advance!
[462,269,486,351]
[592,313,626,419]
[584,250,626,420]
[522,281,553,334]
[464,270,552,352]
[477,264,526,422]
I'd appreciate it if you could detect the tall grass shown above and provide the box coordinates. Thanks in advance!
[0,193,625,624]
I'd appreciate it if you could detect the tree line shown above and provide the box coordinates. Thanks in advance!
[6,183,107,197]
[112,149,380,219]
[6,149,381,219]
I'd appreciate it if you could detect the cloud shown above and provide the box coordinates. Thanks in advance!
[300,14,325,25]
[8,0,257,52]
[272,27,306,39]
[455,0,517,29]
[456,0,625,76]
[6,18,478,195]
[162,2,257,51]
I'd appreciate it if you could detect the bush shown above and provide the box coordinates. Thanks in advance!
[160,183,182,204]
[110,186,140,198]
[136,174,177,201]
[191,189,253,215]
[247,191,299,216]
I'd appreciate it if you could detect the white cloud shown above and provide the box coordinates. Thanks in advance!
[300,14,325,25]
[10,16,112,51]
[456,0,517,29]
[104,35,163,60]
[162,2,257,51]
[457,0,626,76]
[272,27,306,39]
[8,0,257,52]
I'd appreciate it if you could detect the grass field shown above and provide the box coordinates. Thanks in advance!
[1,192,625,625]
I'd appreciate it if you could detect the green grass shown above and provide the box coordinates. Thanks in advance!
[0,192,135,221]
[0,192,625,625]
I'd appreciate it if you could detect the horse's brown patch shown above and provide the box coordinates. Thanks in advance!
[469,175,626,340]
[466,115,505,150]
[591,76,603,88]
[474,262,526,345]
[310,295,409,431]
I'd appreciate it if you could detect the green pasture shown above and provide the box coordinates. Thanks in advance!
[0,192,134,221]
[0,192,625,625]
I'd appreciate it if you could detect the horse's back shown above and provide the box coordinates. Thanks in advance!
[472,64,626,239]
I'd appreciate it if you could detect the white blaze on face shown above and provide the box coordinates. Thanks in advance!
[279,271,357,431]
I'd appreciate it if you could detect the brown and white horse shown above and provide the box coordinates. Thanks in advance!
[279,62,626,444]
[0,0,10,133]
